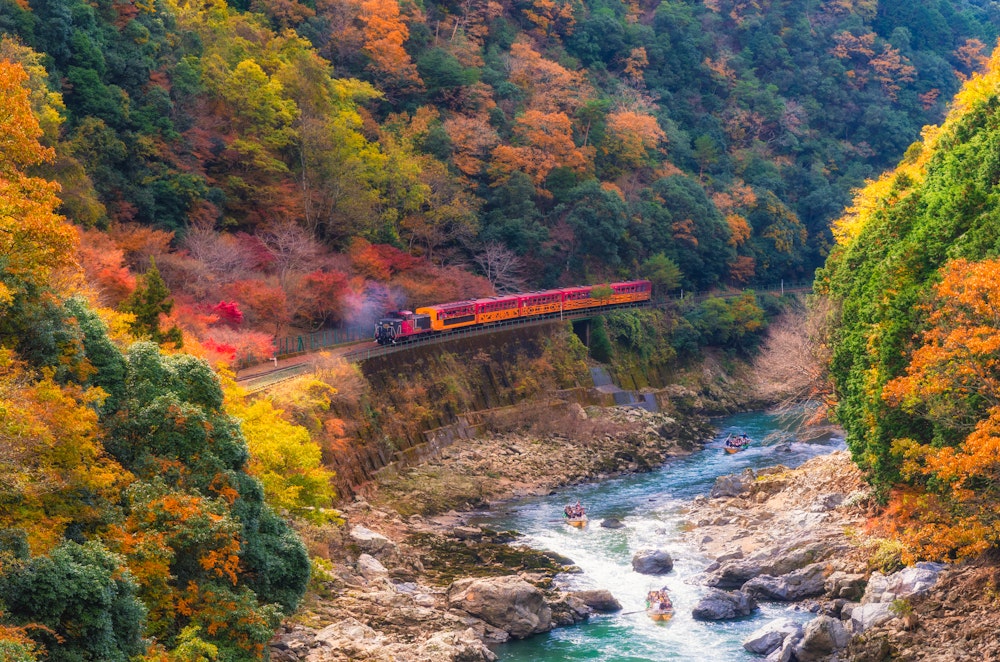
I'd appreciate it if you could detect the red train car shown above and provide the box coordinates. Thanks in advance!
[374,280,652,344]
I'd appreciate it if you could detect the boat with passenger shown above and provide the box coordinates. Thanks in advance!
[724,432,751,453]
[646,589,673,622]
[563,501,587,527]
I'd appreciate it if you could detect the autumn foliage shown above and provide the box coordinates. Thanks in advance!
[822,48,1000,564]
[877,260,1000,561]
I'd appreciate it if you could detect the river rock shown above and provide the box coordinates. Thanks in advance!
[742,562,828,601]
[350,525,394,555]
[862,562,946,604]
[452,526,484,540]
[691,588,758,620]
[570,589,622,612]
[416,628,498,661]
[271,625,315,661]
[811,493,845,512]
[824,571,866,600]
[743,618,802,656]
[849,602,893,633]
[357,553,389,580]
[631,549,674,575]
[766,633,802,662]
[706,538,840,589]
[308,618,386,660]
[447,576,553,638]
[710,468,755,498]
[548,593,591,626]
[793,615,850,661]
[600,518,625,529]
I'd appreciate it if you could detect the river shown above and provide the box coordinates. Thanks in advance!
[474,409,846,661]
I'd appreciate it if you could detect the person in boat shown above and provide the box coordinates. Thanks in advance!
[646,589,672,611]
[565,501,585,518]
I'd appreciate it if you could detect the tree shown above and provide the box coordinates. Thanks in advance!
[474,242,525,293]
[640,253,681,296]
[291,269,350,330]
[600,109,666,175]
[490,110,594,191]
[0,541,146,662]
[876,259,1000,561]
[121,258,183,347]
[507,39,589,114]
[357,0,422,91]
[0,61,77,317]
[0,347,131,553]
[100,343,309,650]
[224,390,336,521]
[562,180,628,274]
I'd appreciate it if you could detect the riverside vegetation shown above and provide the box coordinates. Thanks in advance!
[5,0,1000,656]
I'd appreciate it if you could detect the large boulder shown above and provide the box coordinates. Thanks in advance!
[309,618,386,660]
[692,588,758,621]
[849,602,893,633]
[350,525,395,555]
[793,615,850,661]
[631,549,674,575]
[743,618,802,656]
[710,468,756,498]
[548,593,591,626]
[600,518,625,529]
[742,563,828,601]
[824,571,866,600]
[862,562,946,604]
[570,589,622,612]
[356,553,389,581]
[706,539,839,589]
[447,576,553,638]
[416,628,498,662]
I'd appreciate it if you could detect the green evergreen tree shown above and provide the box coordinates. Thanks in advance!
[121,258,183,347]
[0,541,147,662]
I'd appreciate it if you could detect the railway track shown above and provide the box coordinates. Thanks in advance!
[235,283,812,393]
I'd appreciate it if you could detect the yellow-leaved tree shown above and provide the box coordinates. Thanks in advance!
[224,379,336,521]
[0,59,77,311]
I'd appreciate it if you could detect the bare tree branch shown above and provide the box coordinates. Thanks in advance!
[474,242,525,294]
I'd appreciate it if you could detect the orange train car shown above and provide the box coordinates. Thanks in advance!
[474,295,521,324]
[415,300,478,332]
[374,280,652,344]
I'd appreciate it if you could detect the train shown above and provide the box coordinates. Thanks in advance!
[373,280,652,345]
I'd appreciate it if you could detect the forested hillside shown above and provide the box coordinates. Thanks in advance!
[1,0,999,657]
[819,47,1000,563]
[0,0,995,362]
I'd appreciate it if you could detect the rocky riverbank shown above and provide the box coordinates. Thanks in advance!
[681,450,1000,661]
[272,404,713,661]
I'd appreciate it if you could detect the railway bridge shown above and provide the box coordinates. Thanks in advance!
[235,282,813,393]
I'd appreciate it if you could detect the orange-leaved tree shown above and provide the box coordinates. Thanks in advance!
[0,350,132,554]
[0,60,77,316]
[880,258,1000,561]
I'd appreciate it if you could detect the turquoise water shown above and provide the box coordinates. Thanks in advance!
[476,410,845,661]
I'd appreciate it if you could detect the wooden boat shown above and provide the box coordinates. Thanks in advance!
[565,515,588,527]
[645,589,673,621]
[646,605,674,622]
[723,434,751,453]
